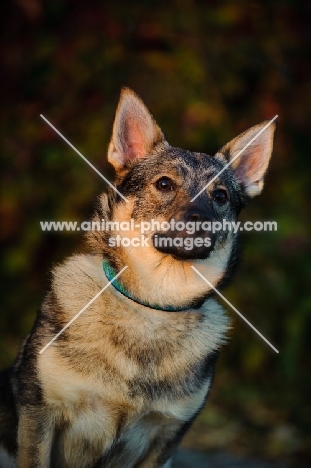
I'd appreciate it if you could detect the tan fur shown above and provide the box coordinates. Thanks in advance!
[108,199,233,308]
[1,88,275,467]
[32,253,229,466]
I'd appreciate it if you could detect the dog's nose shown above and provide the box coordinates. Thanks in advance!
[184,208,211,223]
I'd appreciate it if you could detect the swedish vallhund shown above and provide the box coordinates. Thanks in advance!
[0,88,275,467]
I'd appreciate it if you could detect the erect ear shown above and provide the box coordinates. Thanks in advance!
[215,121,276,197]
[108,88,165,173]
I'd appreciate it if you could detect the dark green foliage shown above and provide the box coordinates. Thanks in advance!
[1,0,310,463]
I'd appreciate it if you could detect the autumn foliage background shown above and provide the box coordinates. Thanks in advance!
[1,1,310,466]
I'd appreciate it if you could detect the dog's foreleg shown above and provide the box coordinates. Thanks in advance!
[134,421,187,468]
[17,405,54,468]
[161,458,172,468]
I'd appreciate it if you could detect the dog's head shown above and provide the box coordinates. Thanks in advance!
[88,88,275,309]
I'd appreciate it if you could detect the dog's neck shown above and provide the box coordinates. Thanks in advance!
[103,260,191,312]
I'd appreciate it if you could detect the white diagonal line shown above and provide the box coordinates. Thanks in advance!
[40,114,129,203]
[191,266,279,353]
[191,115,278,202]
[39,266,128,354]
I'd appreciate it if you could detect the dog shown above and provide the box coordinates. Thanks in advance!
[0,88,275,467]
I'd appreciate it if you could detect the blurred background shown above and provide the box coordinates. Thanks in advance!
[1,0,310,466]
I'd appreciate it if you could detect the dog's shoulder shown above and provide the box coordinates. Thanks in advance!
[52,253,105,295]
[50,253,109,319]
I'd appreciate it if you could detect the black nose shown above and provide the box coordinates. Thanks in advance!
[184,208,211,224]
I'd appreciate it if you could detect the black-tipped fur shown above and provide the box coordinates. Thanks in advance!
[0,88,275,467]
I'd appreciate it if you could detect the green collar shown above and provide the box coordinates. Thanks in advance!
[103,260,186,312]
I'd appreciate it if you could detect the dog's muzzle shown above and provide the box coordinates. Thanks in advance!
[152,207,216,260]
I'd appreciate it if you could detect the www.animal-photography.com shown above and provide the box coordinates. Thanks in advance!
[1,2,310,467]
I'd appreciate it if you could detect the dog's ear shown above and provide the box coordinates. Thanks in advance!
[216,121,276,197]
[108,88,165,172]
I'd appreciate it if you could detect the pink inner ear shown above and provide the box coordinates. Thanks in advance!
[123,117,146,160]
[234,145,264,183]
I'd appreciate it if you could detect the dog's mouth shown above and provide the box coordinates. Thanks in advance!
[151,206,218,260]
[152,230,216,260]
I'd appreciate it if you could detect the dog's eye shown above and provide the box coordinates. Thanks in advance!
[155,177,174,191]
[213,189,228,203]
